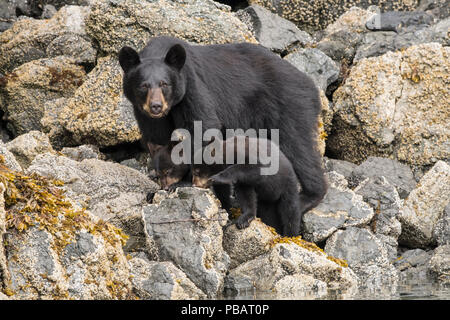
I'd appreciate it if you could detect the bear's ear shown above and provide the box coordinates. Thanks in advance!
[165,44,186,71]
[119,46,140,73]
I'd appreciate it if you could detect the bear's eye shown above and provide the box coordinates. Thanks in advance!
[139,83,148,91]
[160,81,168,88]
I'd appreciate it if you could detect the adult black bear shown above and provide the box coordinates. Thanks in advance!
[192,136,302,237]
[119,36,327,224]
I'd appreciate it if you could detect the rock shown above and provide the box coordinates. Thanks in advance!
[394,248,432,281]
[85,0,256,55]
[0,183,9,296]
[142,187,230,298]
[365,11,434,32]
[41,56,141,148]
[236,5,312,53]
[41,4,58,19]
[248,0,417,31]
[225,242,358,296]
[416,0,450,20]
[61,145,104,161]
[323,157,357,181]
[429,245,450,283]
[0,56,86,136]
[324,226,399,289]
[284,48,340,92]
[433,203,450,246]
[354,176,402,261]
[272,274,328,299]
[223,219,277,269]
[350,157,416,198]
[302,171,374,243]
[6,131,54,169]
[26,152,159,252]
[129,256,206,300]
[0,5,96,73]
[329,43,450,167]
[0,140,22,171]
[398,161,450,248]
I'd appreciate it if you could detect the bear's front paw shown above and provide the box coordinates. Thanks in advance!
[234,215,254,229]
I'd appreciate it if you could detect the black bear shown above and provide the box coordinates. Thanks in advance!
[191,136,301,236]
[150,144,190,190]
[119,36,327,226]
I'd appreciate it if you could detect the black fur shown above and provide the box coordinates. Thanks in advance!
[119,36,327,219]
[151,144,191,190]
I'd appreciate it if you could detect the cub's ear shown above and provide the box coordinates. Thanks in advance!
[165,44,186,71]
[119,46,140,73]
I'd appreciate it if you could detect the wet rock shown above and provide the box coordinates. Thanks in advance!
[27,152,159,252]
[236,5,312,53]
[354,176,402,261]
[0,140,22,171]
[365,11,434,32]
[129,256,206,300]
[42,56,141,148]
[429,245,450,283]
[350,157,416,198]
[302,172,374,243]
[0,5,96,73]
[433,203,450,246]
[272,274,328,299]
[0,56,86,136]
[85,0,256,55]
[329,43,450,167]
[142,187,230,298]
[394,248,432,281]
[284,48,340,92]
[6,131,54,169]
[398,161,450,248]
[324,226,399,289]
[223,219,277,269]
[61,145,104,161]
[225,242,358,296]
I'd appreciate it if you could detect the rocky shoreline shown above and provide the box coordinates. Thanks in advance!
[0,0,449,300]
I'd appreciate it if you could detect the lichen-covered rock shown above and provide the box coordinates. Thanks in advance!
[302,172,374,243]
[142,187,230,298]
[42,56,141,148]
[85,0,256,55]
[429,245,450,283]
[433,203,450,246]
[225,242,358,297]
[0,57,86,136]
[248,0,418,31]
[0,141,22,172]
[27,152,159,252]
[0,5,96,73]
[61,145,104,162]
[284,48,340,92]
[223,219,277,269]
[129,256,206,300]
[272,274,328,299]
[236,5,312,53]
[324,227,399,289]
[6,131,54,169]
[329,43,450,167]
[398,161,450,248]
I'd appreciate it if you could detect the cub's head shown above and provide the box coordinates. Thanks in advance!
[151,144,190,190]
[119,44,186,118]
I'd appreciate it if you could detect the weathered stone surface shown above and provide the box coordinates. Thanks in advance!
[27,152,159,252]
[398,161,450,248]
[85,0,256,55]
[61,145,104,162]
[302,172,374,243]
[225,242,358,296]
[429,245,450,283]
[417,0,450,19]
[272,274,328,299]
[365,11,434,32]
[284,48,339,92]
[351,157,416,198]
[129,256,206,300]
[223,219,277,269]
[6,131,54,169]
[325,227,399,289]
[142,187,230,298]
[237,5,312,53]
[323,157,357,181]
[0,140,22,171]
[434,203,450,246]
[0,57,86,136]
[394,248,432,282]
[0,5,96,73]
[42,56,141,148]
[329,43,450,167]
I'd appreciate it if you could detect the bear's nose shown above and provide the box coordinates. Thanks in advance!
[150,103,162,114]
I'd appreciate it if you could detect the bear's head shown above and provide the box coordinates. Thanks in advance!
[119,44,186,118]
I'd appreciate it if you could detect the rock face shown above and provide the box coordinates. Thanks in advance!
[0,57,85,136]
[6,131,54,169]
[434,204,450,246]
[0,5,96,73]
[398,161,450,248]
[237,5,312,53]
[142,187,230,298]
[0,141,22,172]
[429,245,450,283]
[42,56,141,148]
[329,43,450,167]
[394,248,433,281]
[26,152,159,252]
[85,0,256,54]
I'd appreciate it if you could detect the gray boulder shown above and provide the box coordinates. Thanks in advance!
[323,157,357,181]
[394,248,433,282]
[365,11,434,32]
[433,203,450,246]
[0,140,22,171]
[429,245,450,283]
[6,131,54,169]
